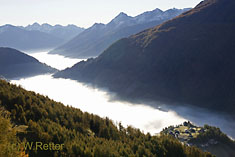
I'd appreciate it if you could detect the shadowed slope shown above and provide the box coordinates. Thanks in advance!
[0,47,56,79]
[55,0,235,115]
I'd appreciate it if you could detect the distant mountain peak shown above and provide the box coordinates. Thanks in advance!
[67,24,77,27]
[109,12,132,26]
[31,22,40,26]
[0,24,14,33]
[0,24,17,33]
[93,23,105,26]
[50,7,190,58]
[136,8,162,17]
[92,23,105,28]
[117,12,129,17]
[114,12,130,20]
[41,23,52,27]
[27,23,81,29]
[152,8,163,13]
[89,23,106,30]
[1,24,15,28]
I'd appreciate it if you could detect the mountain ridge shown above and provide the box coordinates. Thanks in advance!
[50,8,190,58]
[0,25,64,51]
[0,47,56,79]
[54,0,235,116]
[21,23,84,42]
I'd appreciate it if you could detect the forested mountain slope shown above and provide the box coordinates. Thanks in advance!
[0,80,214,156]
[55,0,235,116]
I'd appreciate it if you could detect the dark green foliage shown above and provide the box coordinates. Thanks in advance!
[0,80,213,156]
[189,125,235,157]
[190,125,235,145]
[0,108,28,157]
[162,122,235,157]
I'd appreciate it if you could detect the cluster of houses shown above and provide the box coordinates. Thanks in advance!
[163,121,206,143]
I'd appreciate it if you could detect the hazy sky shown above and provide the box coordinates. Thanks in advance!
[0,0,202,28]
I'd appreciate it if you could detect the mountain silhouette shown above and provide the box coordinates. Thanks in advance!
[54,0,235,116]
[0,47,56,79]
[50,8,190,58]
